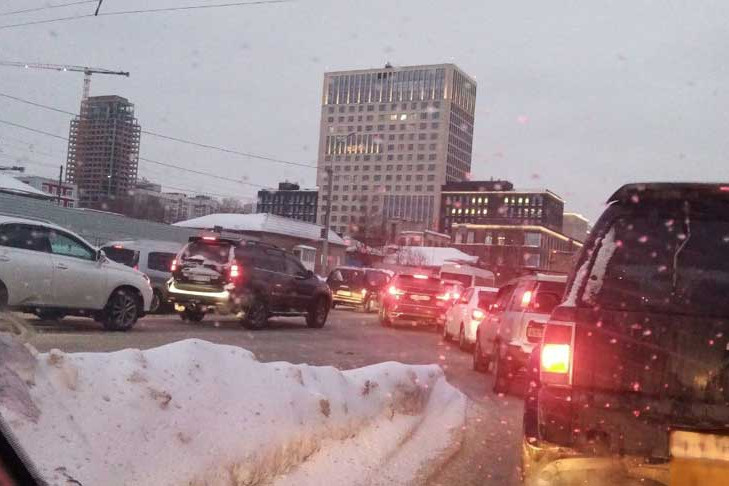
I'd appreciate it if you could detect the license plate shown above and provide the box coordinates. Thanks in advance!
[527,327,544,339]
[190,275,211,283]
[337,290,351,297]
[410,294,431,302]
[671,430,729,486]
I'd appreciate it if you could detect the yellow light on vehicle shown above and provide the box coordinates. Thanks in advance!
[521,290,533,308]
[361,288,367,296]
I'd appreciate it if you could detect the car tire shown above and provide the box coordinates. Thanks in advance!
[378,305,391,327]
[473,335,489,373]
[150,290,162,314]
[458,324,470,351]
[35,309,66,321]
[307,296,329,328]
[442,321,451,341]
[363,298,374,314]
[0,281,8,310]
[242,298,269,330]
[492,346,510,395]
[102,289,141,332]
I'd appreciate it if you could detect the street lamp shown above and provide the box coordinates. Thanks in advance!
[321,131,356,274]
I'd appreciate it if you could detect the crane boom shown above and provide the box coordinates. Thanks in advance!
[0,61,129,106]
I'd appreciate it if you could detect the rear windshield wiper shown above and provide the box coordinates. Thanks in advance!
[671,202,692,295]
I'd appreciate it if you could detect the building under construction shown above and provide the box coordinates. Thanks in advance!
[66,95,141,207]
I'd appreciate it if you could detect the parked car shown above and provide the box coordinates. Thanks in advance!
[0,216,153,331]
[442,285,499,351]
[328,266,392,312]
[523,183,729,484]
[101,239,182,313]
[473,273,566,393]
[167,235,332,329]
[378,273,449,327]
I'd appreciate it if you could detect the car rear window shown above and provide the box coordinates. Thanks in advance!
[181,240,232,265]
[330,268,366,285]
[440,272,471,287]
[585,204,729,317]
[393,275,443,291]
[365,271,389,287]
[103,247,139,268]
[148,252,175,272]
[477,291,498,309]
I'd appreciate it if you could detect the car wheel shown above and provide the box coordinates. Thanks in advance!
[102,289,140,332]
[0,281,8,310]
[35,309,66,321]
[378,305,391,327]
[442,321,451,341]
[149,290,162,314]
[307,296,329,328]
[492,346,510,394]
[458,324,470,351]
[242,298,269,330]
[364,298,374,313]
[473,335,489,372]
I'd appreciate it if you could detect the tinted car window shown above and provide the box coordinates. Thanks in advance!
[329,268,365,285]
[256,250,285,273]
[365,270,389,287]
[284,255,306,275]
[102,247,139,267]
[0,224,51,253]
[477,291,498,309]
[586,206,729,316]
[148,252,175,272]
[393,275,443,291]
[440,271,471,287]
[49,231,95,261]
[181,241,232,265]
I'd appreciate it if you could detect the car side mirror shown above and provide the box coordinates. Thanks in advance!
[96,249,107,262]
[297,270,314,280]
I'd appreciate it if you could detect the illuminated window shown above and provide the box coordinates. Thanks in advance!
[478,197,483,203]
[400,114,408,121]
[451,208,457,214]
[518,197,523,204]
[471,197,476,203]
[525,197,530,204]
[458,208,462,214]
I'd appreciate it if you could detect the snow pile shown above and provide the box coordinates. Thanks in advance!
[0,337,466,486]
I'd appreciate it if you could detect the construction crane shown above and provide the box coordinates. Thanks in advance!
[0,61,129,107]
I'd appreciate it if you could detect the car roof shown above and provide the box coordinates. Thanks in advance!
[103,240,183,253]
[608,183,729,204]
[0,215,93,245]
[506,273,568,285]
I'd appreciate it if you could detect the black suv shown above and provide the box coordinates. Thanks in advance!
[167,236,332,329]
[523,183,729,484]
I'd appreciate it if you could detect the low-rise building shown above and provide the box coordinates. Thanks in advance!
[257,182,318,224]
[16,175,78,207]
[133,180,221,224]
[562,212,590,242]
[395,230,450,247]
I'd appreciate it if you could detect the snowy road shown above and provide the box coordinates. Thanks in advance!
[21,309,524,485]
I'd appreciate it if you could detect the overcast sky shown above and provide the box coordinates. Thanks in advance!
[1,0,727,221]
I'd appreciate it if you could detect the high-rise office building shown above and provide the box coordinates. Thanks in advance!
[316,63,477,236]
[257,182,318,224]
[66,95,141,207]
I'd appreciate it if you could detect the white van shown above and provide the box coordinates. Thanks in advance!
[439,262,495,288]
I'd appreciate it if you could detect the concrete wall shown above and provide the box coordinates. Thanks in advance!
[0,193,200,246]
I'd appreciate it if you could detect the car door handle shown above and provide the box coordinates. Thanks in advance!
[56,263,69,270]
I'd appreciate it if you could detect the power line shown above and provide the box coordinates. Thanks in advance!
[0,118,272,191]
[0,91,317,169]
[0,1,96,17]
[0,0,292,30]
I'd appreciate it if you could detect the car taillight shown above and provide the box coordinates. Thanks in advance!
[170,259,177,272]
[229,263,242,280]
[521,290,533,308]
[133,264,139,271]
[540,323,574,387]
[472,309,486,321]
[526,320,544,343]
[361,288,367,296]
[388,285,404,297]
[436,292,450,301]
[451,292,461,301]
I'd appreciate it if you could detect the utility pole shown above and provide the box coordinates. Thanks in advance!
[321,165,334,274]
[57,165,64,207]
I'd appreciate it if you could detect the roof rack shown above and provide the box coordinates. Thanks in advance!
[243,240,281,250]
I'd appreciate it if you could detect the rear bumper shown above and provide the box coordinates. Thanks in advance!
[333,293,366,306]
[167,281,236,309]
[387,305,445,325]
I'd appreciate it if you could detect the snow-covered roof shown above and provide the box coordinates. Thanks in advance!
[3,174,52,199]
[174,213,345,246]
[384,246,478,267]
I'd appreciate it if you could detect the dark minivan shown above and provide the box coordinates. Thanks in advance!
[524,183,729,484]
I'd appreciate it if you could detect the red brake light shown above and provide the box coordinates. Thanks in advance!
[541,344,570,374]
[203,236,217,241]
[472,309,486,321]
[413,274,428,280]
[170,259,177,272]
[113,244,123,249]
[451,292,460,301]
[540,323,575,386]
[229,263,241,280]
[721,186,729,192]
[133,264,139,271]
